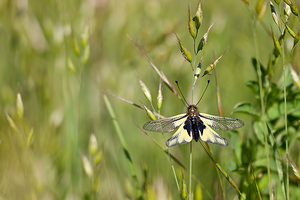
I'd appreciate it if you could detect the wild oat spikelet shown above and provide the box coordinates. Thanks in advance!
[270,1,279,26]
[202,54,223,77]
[81,26,89,47]
[67,58,76,73]
[82,155,93,177]
[197,24,213,53]
[144,106,156,121]
[272,31,281,56]
[89,134,98,156]
[157,81,163,111]
[73,38,80,56]
[175,34,192,63]
[193,0,203,30]
[16,93,24,119]
[139,79,152,103]
[188,7,196,39]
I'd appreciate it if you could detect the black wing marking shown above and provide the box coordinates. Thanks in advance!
[143,114,187,133]
[199,113,244,131]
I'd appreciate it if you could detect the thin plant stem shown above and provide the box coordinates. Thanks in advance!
[189,142,193,199]
[171,164,180,191]
[251,15,272,199]
[282,44,289,200]
[199,142,243,198]
[103,95,142,199]
[213,67,226,199]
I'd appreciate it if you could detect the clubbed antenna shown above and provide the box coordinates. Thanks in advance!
[175,80,189,107]
[196,80,210,106]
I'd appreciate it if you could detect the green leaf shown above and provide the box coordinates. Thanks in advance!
[266,103,280,121]
[245,80,259,96]
[253,157,277,171]
[277,66,293,89]
[233,102,259,118]
[253,121,265,144]
[229,131,242,166]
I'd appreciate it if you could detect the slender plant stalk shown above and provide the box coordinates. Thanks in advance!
[171,164,180,191]
[189,142,193,199]
[282,46,289,200]
[103,95,142,199]
[199,142,244,198]
[213,67,226,199]
[251,15,272,199]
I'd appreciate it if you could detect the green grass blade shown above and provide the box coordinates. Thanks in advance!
[103,95,142,199]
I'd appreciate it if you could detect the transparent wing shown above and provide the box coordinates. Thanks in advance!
[166,123,192,147]
[200,125,228,146]
[143,114,187,133]
[199,113,244,131]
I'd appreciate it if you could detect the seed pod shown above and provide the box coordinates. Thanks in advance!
[270,2,279,26]
[139,79,152,103]
[26,128,34,147]
[188,7,196,39]
[17,93,24,119]
[144,106,156,121]
[284,0,298,16]
[272,31,281,56]
[284,3,291,20]
[81,155,93,177]
[89,134,98,156]
[67,58,76,73]
[257,1,267,19]
[289,3,298,16]
[197,24,213,53]
[202,54,223,77]
[194,59,202,82]
[73,38,80,57]
[94,151,102,165]
[176,34,192,63]
[157,81,163,111]
[285,24,296,38]
[81,26,89,47]
[193,1,203,30]
[81,45,90,65]
[5,113,18,132]
[290,66,300,89]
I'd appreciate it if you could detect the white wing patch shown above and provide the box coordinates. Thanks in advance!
[200,125,228,146]
[166,123,192,147]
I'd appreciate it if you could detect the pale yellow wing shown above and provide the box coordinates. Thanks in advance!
[199,125,228,146]
[166,123,192,147]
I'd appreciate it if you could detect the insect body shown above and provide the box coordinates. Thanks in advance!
[143,104,244,147]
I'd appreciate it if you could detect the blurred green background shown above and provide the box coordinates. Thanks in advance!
[0,0,299,199]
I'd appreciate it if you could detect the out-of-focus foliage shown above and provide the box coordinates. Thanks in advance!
[0,0,299,199]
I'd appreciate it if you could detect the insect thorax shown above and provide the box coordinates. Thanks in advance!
[187,105,199,116]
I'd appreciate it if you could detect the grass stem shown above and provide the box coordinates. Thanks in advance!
[251,15,272,199]
[189,142,193,199]
[104,95,142,199]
